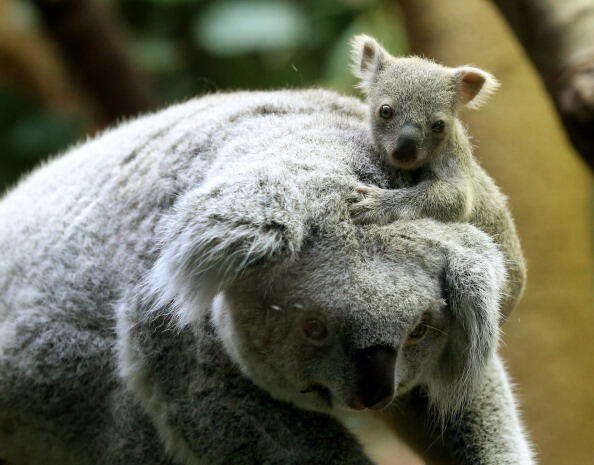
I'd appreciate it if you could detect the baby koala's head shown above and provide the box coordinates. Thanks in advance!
[351,34,499,170]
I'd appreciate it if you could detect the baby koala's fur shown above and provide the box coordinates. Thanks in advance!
[349,35,526,318]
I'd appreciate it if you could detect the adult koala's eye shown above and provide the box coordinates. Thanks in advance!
[431,120,445,133]
[301,317,329,344]
[379,104,394,119]
[405,316,429,345]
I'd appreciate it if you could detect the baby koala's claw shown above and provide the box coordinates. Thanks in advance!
[355,185,373,195]
[348,184,387,225]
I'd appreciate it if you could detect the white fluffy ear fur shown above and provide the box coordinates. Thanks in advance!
[350,34,389,94]
[426,244,504,424]
[454,66,500,109]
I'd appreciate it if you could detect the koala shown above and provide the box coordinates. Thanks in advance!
[0,89,534,464]
[349,35,526,318]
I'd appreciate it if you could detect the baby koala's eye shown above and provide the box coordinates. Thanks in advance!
[405,315,429,345]
[431,120,445,133]
[379,104,394,120]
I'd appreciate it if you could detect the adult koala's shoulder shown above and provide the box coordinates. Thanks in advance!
[0,89,375,323]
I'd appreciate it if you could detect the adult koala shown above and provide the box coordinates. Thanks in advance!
[0,90,534,464]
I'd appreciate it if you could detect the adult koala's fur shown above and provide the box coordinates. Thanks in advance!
[0,90,534,464]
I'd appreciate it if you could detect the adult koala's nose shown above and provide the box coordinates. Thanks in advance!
[347,345,396,410]
[392,125,421,163]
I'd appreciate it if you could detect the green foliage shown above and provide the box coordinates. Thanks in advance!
[0,0,407,190]
[121,0,407,95]
[195,1,309,55]
[0,89,85,192]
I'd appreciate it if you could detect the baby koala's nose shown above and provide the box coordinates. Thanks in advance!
[393,126,421,163]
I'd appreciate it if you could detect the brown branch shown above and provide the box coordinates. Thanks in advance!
[492,0,594,172]
[31,0,157,125]
[0,4,87,114]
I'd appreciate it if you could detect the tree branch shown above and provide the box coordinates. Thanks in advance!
[31,0,157,125]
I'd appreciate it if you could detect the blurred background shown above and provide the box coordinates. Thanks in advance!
[0,0,592,464]
[0,0,408,190]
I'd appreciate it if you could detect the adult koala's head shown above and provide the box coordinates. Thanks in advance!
[211,219,505,420]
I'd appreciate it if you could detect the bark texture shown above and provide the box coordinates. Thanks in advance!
[493,0,594,171]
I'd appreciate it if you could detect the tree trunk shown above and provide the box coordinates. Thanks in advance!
[396,1,594,464]
[492,0,594,172]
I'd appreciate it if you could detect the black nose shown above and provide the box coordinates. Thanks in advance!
[394,138,417,161]
[348,345,396,410]
[393,126,420,162]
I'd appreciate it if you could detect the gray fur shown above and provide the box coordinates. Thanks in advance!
[350,35,525,318]
[0,89,533,464]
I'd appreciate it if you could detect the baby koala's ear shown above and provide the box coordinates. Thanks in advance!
[350,34,389,94]
[453,66,500,109]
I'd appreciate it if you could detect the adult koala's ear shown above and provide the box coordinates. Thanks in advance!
[453,66,500,109]
[145,175,306,328]
[350,34,390,94]
[426,239,505,422]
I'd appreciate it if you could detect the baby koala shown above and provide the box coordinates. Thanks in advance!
[349,34,526,318]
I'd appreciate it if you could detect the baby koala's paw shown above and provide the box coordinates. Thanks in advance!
[348,184,392,225]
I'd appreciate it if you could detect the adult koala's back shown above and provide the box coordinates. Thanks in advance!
[0,89,370,324]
